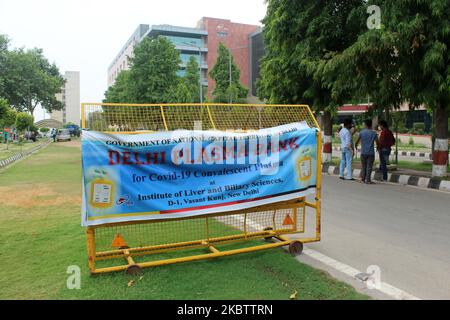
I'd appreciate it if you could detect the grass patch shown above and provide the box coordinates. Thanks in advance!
[396,160,450,175]
[0,143,368,300]
[0,139,46,161]
[330,157,449,177]
[332,136,431,152]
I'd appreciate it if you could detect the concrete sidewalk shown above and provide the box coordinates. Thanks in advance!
[322,163,450,192]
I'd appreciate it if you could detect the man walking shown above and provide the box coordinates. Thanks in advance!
[355,119,380,184]
[339,119,355,181]
[378,120,395,181]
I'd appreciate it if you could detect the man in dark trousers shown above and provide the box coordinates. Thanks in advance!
[339,119,355,181]
[355,119,380,184]
[378,120,396,181]
[52,128,57,142]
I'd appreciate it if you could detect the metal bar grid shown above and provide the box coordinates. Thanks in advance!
[87,201,319,274]
[81,103,318,133]
[81,103,321,274]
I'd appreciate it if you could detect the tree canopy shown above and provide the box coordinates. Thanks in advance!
[257,0,365,112]
[128,36,180,103]
[184,56,202,103]
[323,0,449,121]
[15,112,34,132]
[104,70,132,103]
[258,0,449,175]
[209,43,248,103]
[104,36,211,104]
[0,35,64,116]
[0,98,16,129]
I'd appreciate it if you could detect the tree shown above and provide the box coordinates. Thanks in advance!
[1,45,64,116]
[0,35,9,95]
[0,98,16,129]
[184,56,201,103]
[104,70,131,103]
[0,97,9,121]
[257,0,365,162]
[0,34,8,53]
[209,43,248,103]
[325,0,449,176]
[104,37,181,104]
[169,81,192,103]
[128,36,180,103]
[15,112,34,132]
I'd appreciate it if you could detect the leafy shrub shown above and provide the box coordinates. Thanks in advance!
[408,135,414,145]
[39,127,49,133]
[29,124,38,133]
[396,120,406,133]
[412,122,425,135]
[401,127,409,134]
[332,124,341,133]
[15,112,34,132]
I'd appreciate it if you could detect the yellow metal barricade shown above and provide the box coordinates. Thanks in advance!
[81,103,322,275]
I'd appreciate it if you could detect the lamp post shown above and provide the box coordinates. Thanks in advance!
[181,41,203,104]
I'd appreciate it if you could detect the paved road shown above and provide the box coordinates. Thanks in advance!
[306,175,450,299]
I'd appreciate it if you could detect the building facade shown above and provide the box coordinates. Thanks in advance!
[107,24,150,87]
[143,24,208,88]
[248,29,264,97]
[107,17,260,99]
[51,71,80,125]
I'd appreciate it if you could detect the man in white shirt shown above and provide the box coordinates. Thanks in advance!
[339,119,355,180]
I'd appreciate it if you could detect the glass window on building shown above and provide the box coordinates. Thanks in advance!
[180,53,201,64]
[163,35,203,48]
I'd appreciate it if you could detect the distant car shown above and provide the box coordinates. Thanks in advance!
[65,124,81,137]
[56,129,71,142]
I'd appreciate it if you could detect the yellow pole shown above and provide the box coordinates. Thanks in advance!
[160,105,168,131]
[315,130,322,241]
[86,227,96,273]
[90,240,291,274]
[81,103,86,129]
[206,105,217,130]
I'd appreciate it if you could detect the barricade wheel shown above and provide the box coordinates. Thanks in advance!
[288,241,303,256]
[126,265,143,275]
[263,227,274,241]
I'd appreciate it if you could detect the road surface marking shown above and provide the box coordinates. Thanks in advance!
[301,247,421,300]
[225,214,422,300]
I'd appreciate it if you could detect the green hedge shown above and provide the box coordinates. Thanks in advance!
[412,122,425,135]
[448,118,450,136]
[332,124,341,133]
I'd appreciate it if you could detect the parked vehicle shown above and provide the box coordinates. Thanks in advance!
[55,128,71,142]
[65,124,81,137]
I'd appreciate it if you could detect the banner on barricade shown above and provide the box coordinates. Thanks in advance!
[81,122,318,226]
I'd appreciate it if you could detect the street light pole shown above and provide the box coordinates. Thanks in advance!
[199,46,203,104]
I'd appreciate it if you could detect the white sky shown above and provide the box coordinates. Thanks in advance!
[0,0,267,121]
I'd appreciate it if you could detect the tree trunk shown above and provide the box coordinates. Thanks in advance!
[432,102,448,177]
[385,106,391,127]
[322,110,333,163]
